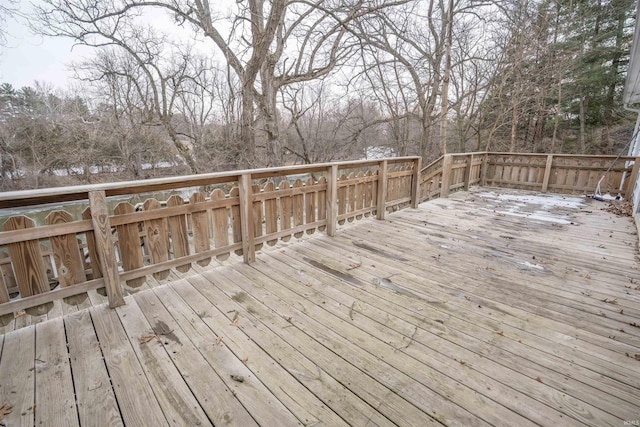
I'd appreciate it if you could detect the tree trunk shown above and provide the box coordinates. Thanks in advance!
[438,0,454,156]
[579,95,588,154]
[240,86,257,168]
[164,119,199,174]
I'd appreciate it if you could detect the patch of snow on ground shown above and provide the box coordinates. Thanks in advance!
[519,261,544,270]
[478,191,584,224]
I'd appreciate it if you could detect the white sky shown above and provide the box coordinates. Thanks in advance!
[0,0,92,89]
[0,0,220,90]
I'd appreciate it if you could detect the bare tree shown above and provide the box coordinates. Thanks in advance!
[34,0,410,168]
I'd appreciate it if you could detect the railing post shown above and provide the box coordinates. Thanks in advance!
[326,165,338,236]
[440,154,453,198]
[411,157,422,208]
[463,154,473,191]
[88,190,124,308]
[480,152,489,186]
[541,154,554,193]
[624,157,640,199]
[376,160,388,220]
[238,173,255,263]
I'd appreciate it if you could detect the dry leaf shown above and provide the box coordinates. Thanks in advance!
[305,283,313,287]
[0,404,12,420]
[241,357,248,365]
[15,310,26,318]
[216,336,223,345]
[139,335,158,344]
[230,374,245,382]
[535,377,542,383]
[602,298,618,304]
[230,318,239,327]
[347,262,361,270]
[496,331,504,336]
[635,354,640,361]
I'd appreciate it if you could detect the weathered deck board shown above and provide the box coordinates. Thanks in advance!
[64,309,122,427]
[0,187,638,426]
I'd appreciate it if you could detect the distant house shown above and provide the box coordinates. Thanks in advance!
[623,0,640,224]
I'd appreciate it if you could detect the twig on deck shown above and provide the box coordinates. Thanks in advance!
[395,326,418,352]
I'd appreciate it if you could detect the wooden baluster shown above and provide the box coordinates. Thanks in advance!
[210,189,230,260]
[142,198,170,280]
[326,166,338,236]
[252,184,264,251]
[293,179,304,237]
[45,210,88,304]
[305,177,317,234]
[376,162,387,219]
[338,174,347,225]
[166,195,191,273]
[81,207,102,281]
[3,215,52,315]
[190,192,211,266]
[347,172,356,221]
[317,176,327,231]
[280,180,293,241]
[113,202,146,288]
[0,255,10,304]
[0,268,11,326]
[263,181,279,244]
[364,170,373,216]
[355,171,364,220]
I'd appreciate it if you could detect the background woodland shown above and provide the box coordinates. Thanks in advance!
[0,0,636,190]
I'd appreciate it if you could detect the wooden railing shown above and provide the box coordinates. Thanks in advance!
[1,151,637,318]
[0,157,421,316]
[419,152,640,203]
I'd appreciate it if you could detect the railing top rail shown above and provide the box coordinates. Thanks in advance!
[0,156,420,209]
[487,152,639,160]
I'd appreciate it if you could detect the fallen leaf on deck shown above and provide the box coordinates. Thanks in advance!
[230,318,239,326]
[305,283,313,287]
[139,335,158,344]
[635,354,640,361]
[0,404,12,420]
[347,262,361,270]
[602,298,618,304]
[241,357,248,364]
[216,336,223,345]
[535,377,542,383]
[496,331,504,336]
[15,310,26,318]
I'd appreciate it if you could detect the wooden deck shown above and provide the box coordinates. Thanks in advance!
[1,187,639,426]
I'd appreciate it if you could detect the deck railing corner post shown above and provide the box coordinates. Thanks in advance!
[411,157,422,208]
[542,154,554,193]
[87,190,125,308]
[239,173,256,263]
